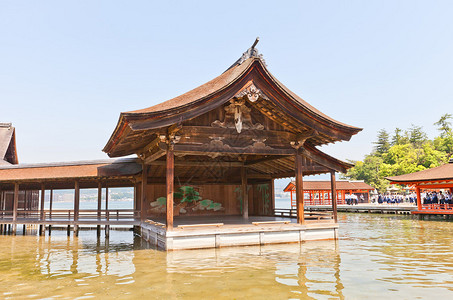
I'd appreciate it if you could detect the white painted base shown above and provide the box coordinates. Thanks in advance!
[140,222,338,251]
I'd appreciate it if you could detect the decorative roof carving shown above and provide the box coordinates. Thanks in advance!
[211,99,264,133]
[235,83,269,102]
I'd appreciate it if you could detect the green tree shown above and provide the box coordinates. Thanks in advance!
[408,124,427,148]
[434,113,452,137]
[345,155,389,193]
[391,127,409,145]
[374,129,390,155]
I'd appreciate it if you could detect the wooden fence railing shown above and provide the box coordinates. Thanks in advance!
[273,208,333,220]
[0,209,140,222]
[420,204,453,211]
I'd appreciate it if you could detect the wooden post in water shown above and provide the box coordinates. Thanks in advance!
[166,146,174,230]
[12,182,19,235]
[49,189,53,219]
[295,152,305,224]
[241,167,248,219]
[74,180,80,236]
[330,170,338,223]
[270,179,275,216]
[140,164,148,222]
[97,181,102,236]
[105,187,109,215]
[39,184,45,235]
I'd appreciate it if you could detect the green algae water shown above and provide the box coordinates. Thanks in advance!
[0,214,452,299]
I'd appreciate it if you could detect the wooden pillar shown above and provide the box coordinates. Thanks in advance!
[97,182,102,219]
[140,164,148,222]
[330,171,338,223]
[105,187,109,220]
[13,183,19,222]
[49,189,53,218]
[295,152,305,224]
[97,181,102,235]
[241,167,248,219]
[166,147,174,230]
[270,179,275,216]
[416,186,422,211]
[74,181,80,236]
[134,182,140,219]
[40,184,45,220]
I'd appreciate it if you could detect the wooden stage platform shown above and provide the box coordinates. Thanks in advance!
[140,215,338,250]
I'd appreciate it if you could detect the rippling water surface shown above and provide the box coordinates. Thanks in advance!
[0,214,452,299]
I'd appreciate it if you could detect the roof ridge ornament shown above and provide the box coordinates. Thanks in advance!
[224,37,267,72]
[237,37,266,65]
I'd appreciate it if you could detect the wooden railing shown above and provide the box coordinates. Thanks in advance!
[274,208,333,220]
[0,209,140,222]
[421,204,453,211]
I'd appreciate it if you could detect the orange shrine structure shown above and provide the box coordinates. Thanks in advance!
[387,159,453,216]
[284,180,374,207]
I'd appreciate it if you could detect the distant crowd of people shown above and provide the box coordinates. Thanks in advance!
[371,191,453,206]
[422,191,453,204]
[375,193,417,205]
[345,194,364,205]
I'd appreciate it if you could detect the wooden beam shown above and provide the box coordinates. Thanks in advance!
[144,150,165,164]
[247,174,272,179]
[295,152,305,224]
[163,143,295,156]
[330,171,338,223]
[166,147,175,230]
[141,136,161,154]
[149,160,243,168]
[245,155,291,166]
[299,147,347,173]
[13,182,19,222]
[179,126,296,141]
[241,167,248,219]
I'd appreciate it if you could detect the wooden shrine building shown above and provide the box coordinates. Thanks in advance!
[103,39,362,249]
[284,180,375,207]
[386,159,453,216]
[0,40,362,249]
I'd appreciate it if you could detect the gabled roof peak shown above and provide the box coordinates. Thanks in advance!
[226,37,266,71]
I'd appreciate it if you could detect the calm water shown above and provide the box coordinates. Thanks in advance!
[0,214,452,299]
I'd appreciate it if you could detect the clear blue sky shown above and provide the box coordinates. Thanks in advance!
[1,0,453,170]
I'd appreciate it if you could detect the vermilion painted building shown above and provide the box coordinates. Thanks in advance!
[284,180,375,207]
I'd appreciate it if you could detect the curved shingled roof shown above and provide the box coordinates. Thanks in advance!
[0,123,18,165]
[103,48,362,157]
[386,162,453,183]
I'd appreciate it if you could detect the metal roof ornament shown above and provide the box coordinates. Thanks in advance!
[237,37,266,66]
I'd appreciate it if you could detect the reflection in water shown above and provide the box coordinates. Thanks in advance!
[0,214,453,299]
